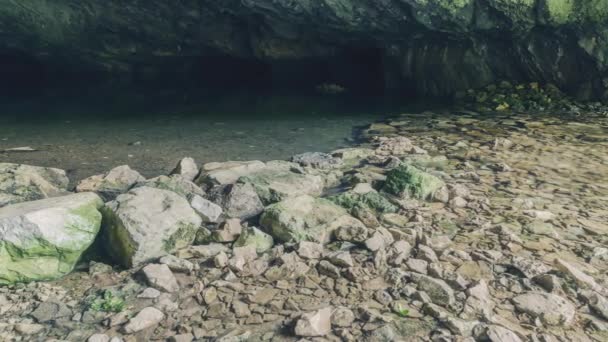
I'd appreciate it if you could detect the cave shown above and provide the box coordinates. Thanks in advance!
[1,2,608,341]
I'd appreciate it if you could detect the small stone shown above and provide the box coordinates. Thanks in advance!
[212,218,242,242]
[232,300,251,318]
[87,334,110,342]
[233,226,274,253]
[414,274,455,307]
[138,287,161,299]
[122,307,164,334]
[214,252,228,268]
[335,224,369,243]
[406,259,429,274]
[317,260,341,278]
[294,307,332,337]
[159,255,195,273]
[30,301,72,323]
[327,251,354,268]
[14,323,45,335]
[168,333,195,342]
[142,264,179,293]
[298,241,324,259]
[365,232,387,251]
[332,307,355,327]
[190,195,223,223]
[171,157,199,182]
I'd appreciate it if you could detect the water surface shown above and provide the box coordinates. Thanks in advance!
[0,87,420,181]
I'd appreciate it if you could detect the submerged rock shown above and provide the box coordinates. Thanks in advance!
[0,163,69,208]
[102,186,202,267]
[260,195,355,243]
[76,165,145,201]
[384,164,446,201]
[0,192,103,284]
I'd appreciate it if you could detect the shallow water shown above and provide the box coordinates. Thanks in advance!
[0,87,422,182]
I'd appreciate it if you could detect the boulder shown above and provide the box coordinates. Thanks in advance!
[207,183,264,220]
[512,292,576,326]
[238,168,324,204]
[384,164,446,201]
[260,195,357,243]
[0,192,103,284]
[0,163,69,207]
[76,165,145,201]
[294,307,332,337]
[102,187,202,267]
[133,174,204,199]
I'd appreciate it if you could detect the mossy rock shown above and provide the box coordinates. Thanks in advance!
[384,164,445,200]
[0,192,103,284]
[328,191,398,214]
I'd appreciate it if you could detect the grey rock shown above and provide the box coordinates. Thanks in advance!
[122,307,164,334]
[141,264,180,292]
[295,307,332,337]
[207,183,264,220]
[76,165,145,201]
[291,152,343,169]
[512,292,576,326]
[0,163,69,207]
[102,187,202,267]
[170,157,199,182]
[190,195,223,223]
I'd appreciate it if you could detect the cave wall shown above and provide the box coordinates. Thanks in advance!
[0,0,607,98]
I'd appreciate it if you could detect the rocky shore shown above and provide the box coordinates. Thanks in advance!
[1,106,608,342]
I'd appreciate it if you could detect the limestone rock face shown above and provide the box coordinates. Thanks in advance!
[0,163,69,208]
[0,192,103,284]
[260,195,358,243]
[76,165,145,201]
[102,187,202,267]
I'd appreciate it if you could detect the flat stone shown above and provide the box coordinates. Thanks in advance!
[294,307,332,337]
[76,165,145,201]
[327,251,354,267]
[30,301,72,323]
[414,274,455,307]
[133,174,205,199]
[332,307,355,327]
[122,307,164,334]
[297,241,324,259]
[291,152,343,169]
[142,264,180,293]
[554,258,602,292]
[159,255,195,273]
[190,195,223,223]
[196,160,266,185]
[512,292,575,326]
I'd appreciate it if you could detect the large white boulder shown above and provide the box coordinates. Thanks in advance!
[102,187,202,267]
[0,192,103,284]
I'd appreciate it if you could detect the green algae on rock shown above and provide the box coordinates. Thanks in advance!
[384,164,445,201]
[328,191,398,214]
[102,187,202,267]
[0,192,103,284]
[260,195,357,243]
[233,227,274,253]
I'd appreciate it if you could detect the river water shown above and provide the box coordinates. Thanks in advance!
[0,87,421,182]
